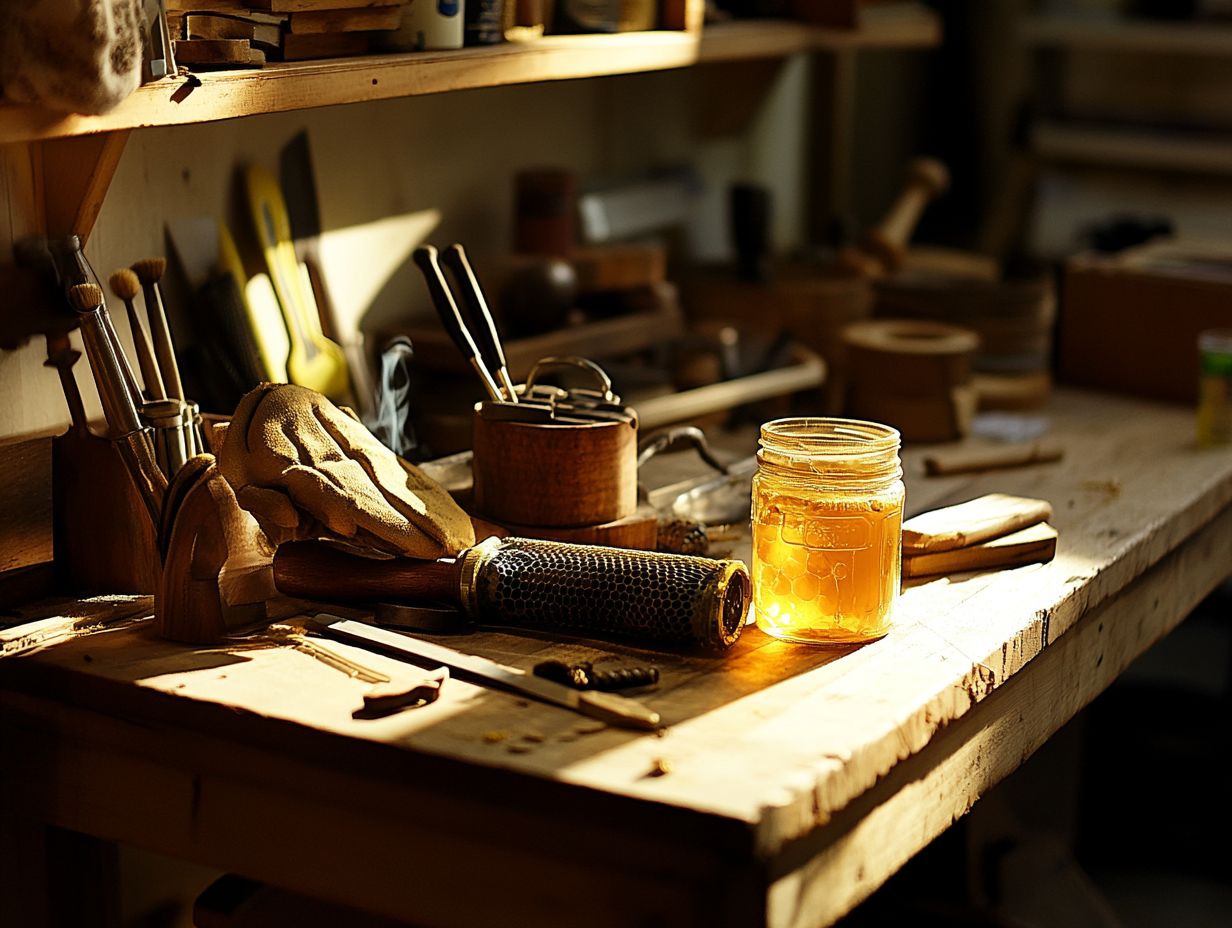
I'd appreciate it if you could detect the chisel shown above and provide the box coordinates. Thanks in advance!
[305,616,661,731]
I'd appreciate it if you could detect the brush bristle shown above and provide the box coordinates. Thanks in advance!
[108,268,141,301]
[67,283,104,312]
[131,257,167,284]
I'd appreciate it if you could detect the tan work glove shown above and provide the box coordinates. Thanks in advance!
[219,383,475,560]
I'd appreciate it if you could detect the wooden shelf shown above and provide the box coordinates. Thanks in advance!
[1033,121,1232,176]
[1021,14,1232,57]
[0,12,939,146]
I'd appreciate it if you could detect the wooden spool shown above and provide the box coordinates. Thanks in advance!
[842,319,979,443]
[471,406,638,529]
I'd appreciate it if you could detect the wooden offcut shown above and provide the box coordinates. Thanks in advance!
[279,31,370,59]
[287,6,403,34]
[903,521,1058,578]
[923,440,1064,477]
[174,38,266,66]
[902,493,1053,554]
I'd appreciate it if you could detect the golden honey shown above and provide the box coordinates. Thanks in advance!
[752,418,904,645]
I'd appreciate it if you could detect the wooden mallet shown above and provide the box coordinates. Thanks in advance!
[837,157,950,278]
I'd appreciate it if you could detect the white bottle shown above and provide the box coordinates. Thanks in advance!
[382,0,465,51]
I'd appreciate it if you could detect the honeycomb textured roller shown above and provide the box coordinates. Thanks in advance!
[470,538,749,650]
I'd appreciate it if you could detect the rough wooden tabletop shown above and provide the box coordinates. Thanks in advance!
[3,388,1230,927]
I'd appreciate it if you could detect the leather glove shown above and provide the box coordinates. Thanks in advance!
[219,383,475,559]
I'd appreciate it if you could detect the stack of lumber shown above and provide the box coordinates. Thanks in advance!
[167,0,410,65]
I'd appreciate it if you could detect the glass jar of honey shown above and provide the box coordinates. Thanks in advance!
[752,418,904,645]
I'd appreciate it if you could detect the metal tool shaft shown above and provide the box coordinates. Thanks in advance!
[412,244,503,403]
[307,617,660,730]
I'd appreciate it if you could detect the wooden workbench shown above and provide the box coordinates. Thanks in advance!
[1,388,1229,927]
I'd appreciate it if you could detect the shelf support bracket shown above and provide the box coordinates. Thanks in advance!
[34,130,130,243]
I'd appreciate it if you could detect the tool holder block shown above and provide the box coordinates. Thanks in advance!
[155,455,273,643]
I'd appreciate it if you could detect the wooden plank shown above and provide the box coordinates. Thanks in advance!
[255,0,400,10]
[1033,121,1232,176]
[0,15,940,145]
[286,6,403,34]
[1020,14,1232,57]
[0,34,698,144]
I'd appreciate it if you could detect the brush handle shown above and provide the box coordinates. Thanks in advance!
[122,297,167,400]
[79,310,142,436]
[142,280,185,401]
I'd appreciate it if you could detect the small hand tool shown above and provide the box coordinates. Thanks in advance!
[43,333,89,437]
[306,616,661,730]
[440,243,518,403]
[109,268,167,401]
[412,244,503,403]
[273,535,749,652]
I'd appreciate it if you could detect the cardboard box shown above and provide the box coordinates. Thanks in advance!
[1058,241,1232,405]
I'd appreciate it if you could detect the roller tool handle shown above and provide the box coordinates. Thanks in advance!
[273,541,464,605]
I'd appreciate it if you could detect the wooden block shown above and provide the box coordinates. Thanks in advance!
[167,0,250,11]
[287,6,403,33]
[1059,243,1232,404]
[174,38,266,67]
[493,505,659,550]
[53,430,161,595]
[902,493,1052,555]
[252,0,400,11]
[184,13,282,45]
[922,440,1064,477]
[903,522,1058,578]
[278,31,370,59]
[570,243,666,293]
[387,290,684,381]
[0,435,53,577]
[973,372,1052,411]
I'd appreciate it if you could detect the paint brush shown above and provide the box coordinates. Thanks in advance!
[109,268,167,401]
[131,257,184,402]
